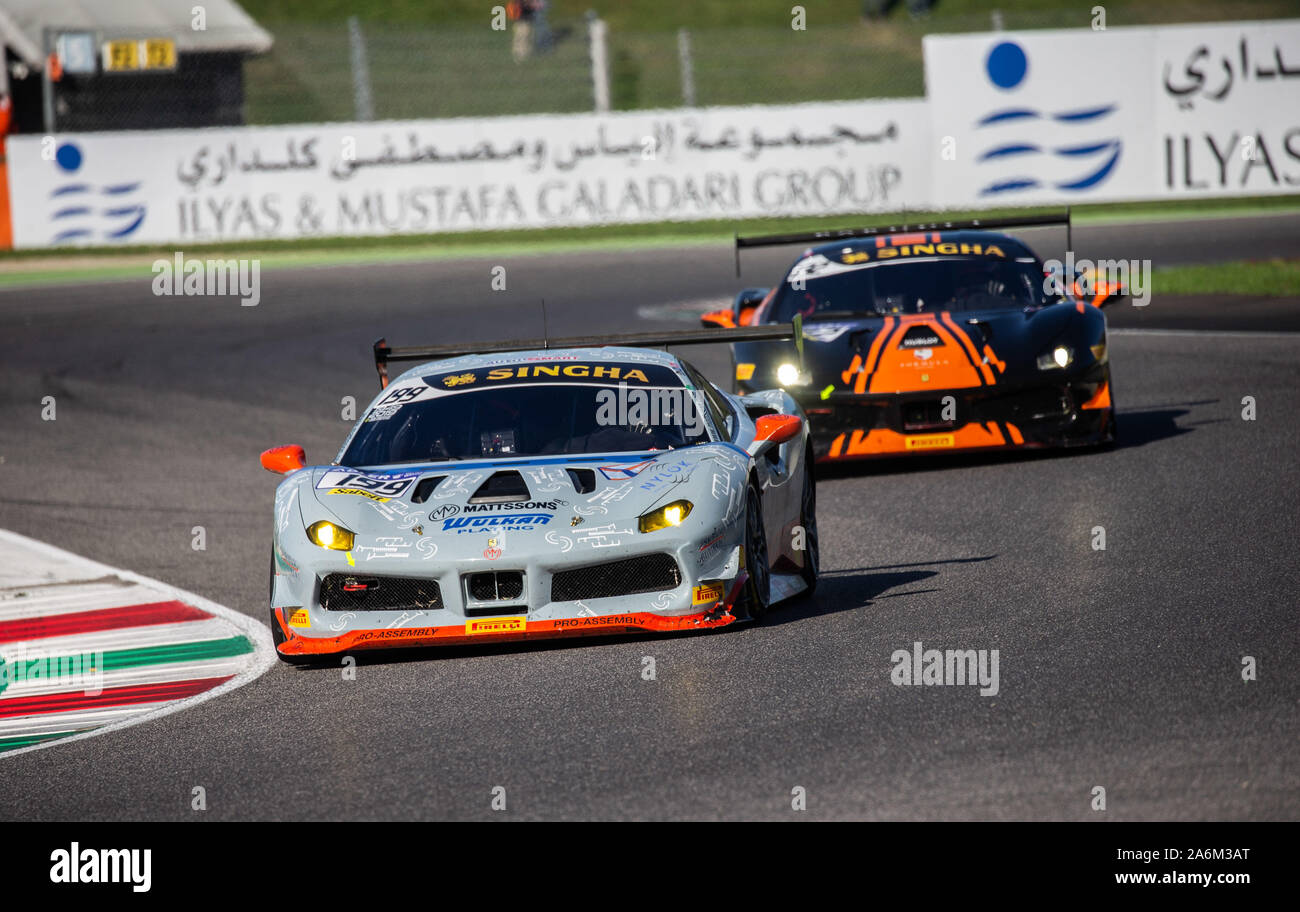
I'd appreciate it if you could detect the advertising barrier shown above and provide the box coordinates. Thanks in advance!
[4,19,1297,249]
[924,19,1300,208]
[4,99,930,248]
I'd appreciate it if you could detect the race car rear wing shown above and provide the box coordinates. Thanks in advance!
[733,210,1071,275]
[372,321,803,388]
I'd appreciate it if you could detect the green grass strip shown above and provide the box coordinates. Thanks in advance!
[1154,259,1300,296]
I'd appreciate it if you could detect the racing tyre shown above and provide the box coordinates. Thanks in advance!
[741,484,771,619]
[798,455,819,597]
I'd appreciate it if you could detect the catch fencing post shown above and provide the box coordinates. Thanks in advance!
[677,28,696,107]
[348,16,375,121]
[41,27,55,133]
[588,14,610,113]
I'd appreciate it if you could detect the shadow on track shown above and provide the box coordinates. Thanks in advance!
[813,401,1213,480]
[758,555,997,627]
[1114,400,1220,450]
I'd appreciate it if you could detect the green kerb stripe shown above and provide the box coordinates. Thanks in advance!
[96,635,253,670]
[3,636,253,682]
[0,731,77,753]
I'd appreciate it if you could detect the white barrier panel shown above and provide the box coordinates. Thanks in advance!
[1156,22,1300,197]
[5,99,932,248]
[924,19,1300,208]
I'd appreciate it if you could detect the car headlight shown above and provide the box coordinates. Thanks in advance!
[638,500,693,533]
[306,520,355,551]
[1037,345,1073,370]
[776,362,811,386]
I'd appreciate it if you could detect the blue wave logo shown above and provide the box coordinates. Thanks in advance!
[974,41,1121,196]
[50,143,146,243]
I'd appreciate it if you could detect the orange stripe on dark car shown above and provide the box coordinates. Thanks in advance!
[940,312,995,384]
[856,316,895,393]
[1081,382,1111,410]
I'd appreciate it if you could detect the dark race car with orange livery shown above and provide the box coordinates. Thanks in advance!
[704,213,1121,463]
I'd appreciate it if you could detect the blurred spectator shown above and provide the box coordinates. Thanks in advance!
[862,0,938,18]
[510,0,546,63]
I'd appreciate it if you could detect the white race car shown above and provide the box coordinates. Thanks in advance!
[260,327,819,663]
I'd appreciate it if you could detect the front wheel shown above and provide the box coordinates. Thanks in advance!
[740,484,771,619]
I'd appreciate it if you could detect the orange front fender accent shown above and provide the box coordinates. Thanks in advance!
[1081,381,1112,410]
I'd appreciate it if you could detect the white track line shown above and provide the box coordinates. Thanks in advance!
[3,661,249,700]
[0,703,171,739]
[0,528,275,759]
[0,618,236,658]
[1110,328,1300,339]
[0,580,180,620]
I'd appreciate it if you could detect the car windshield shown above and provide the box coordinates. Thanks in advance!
[770,256,1052,321]
[341,361,710,466]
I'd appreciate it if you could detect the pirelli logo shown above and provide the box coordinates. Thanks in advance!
[465,617,527,636]
[905,433,955,450]
[692,582,725,605]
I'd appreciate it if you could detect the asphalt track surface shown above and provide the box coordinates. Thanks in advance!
[1,214,1297,820]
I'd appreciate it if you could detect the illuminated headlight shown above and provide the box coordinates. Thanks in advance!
[638,500,693,533]
[776,362,806,386]
[306,520,355,551]
[1037,346,1073,370]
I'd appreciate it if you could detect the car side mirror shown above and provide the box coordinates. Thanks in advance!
[700,309,736,329]
[748,414,802,456]
[261,445,306,475]
[731,287,770,327]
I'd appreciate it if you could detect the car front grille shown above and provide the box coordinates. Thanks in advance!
[319,574,442,612]
[466,571,524,602]
[550,554,681,602]
[901,399,957,431]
